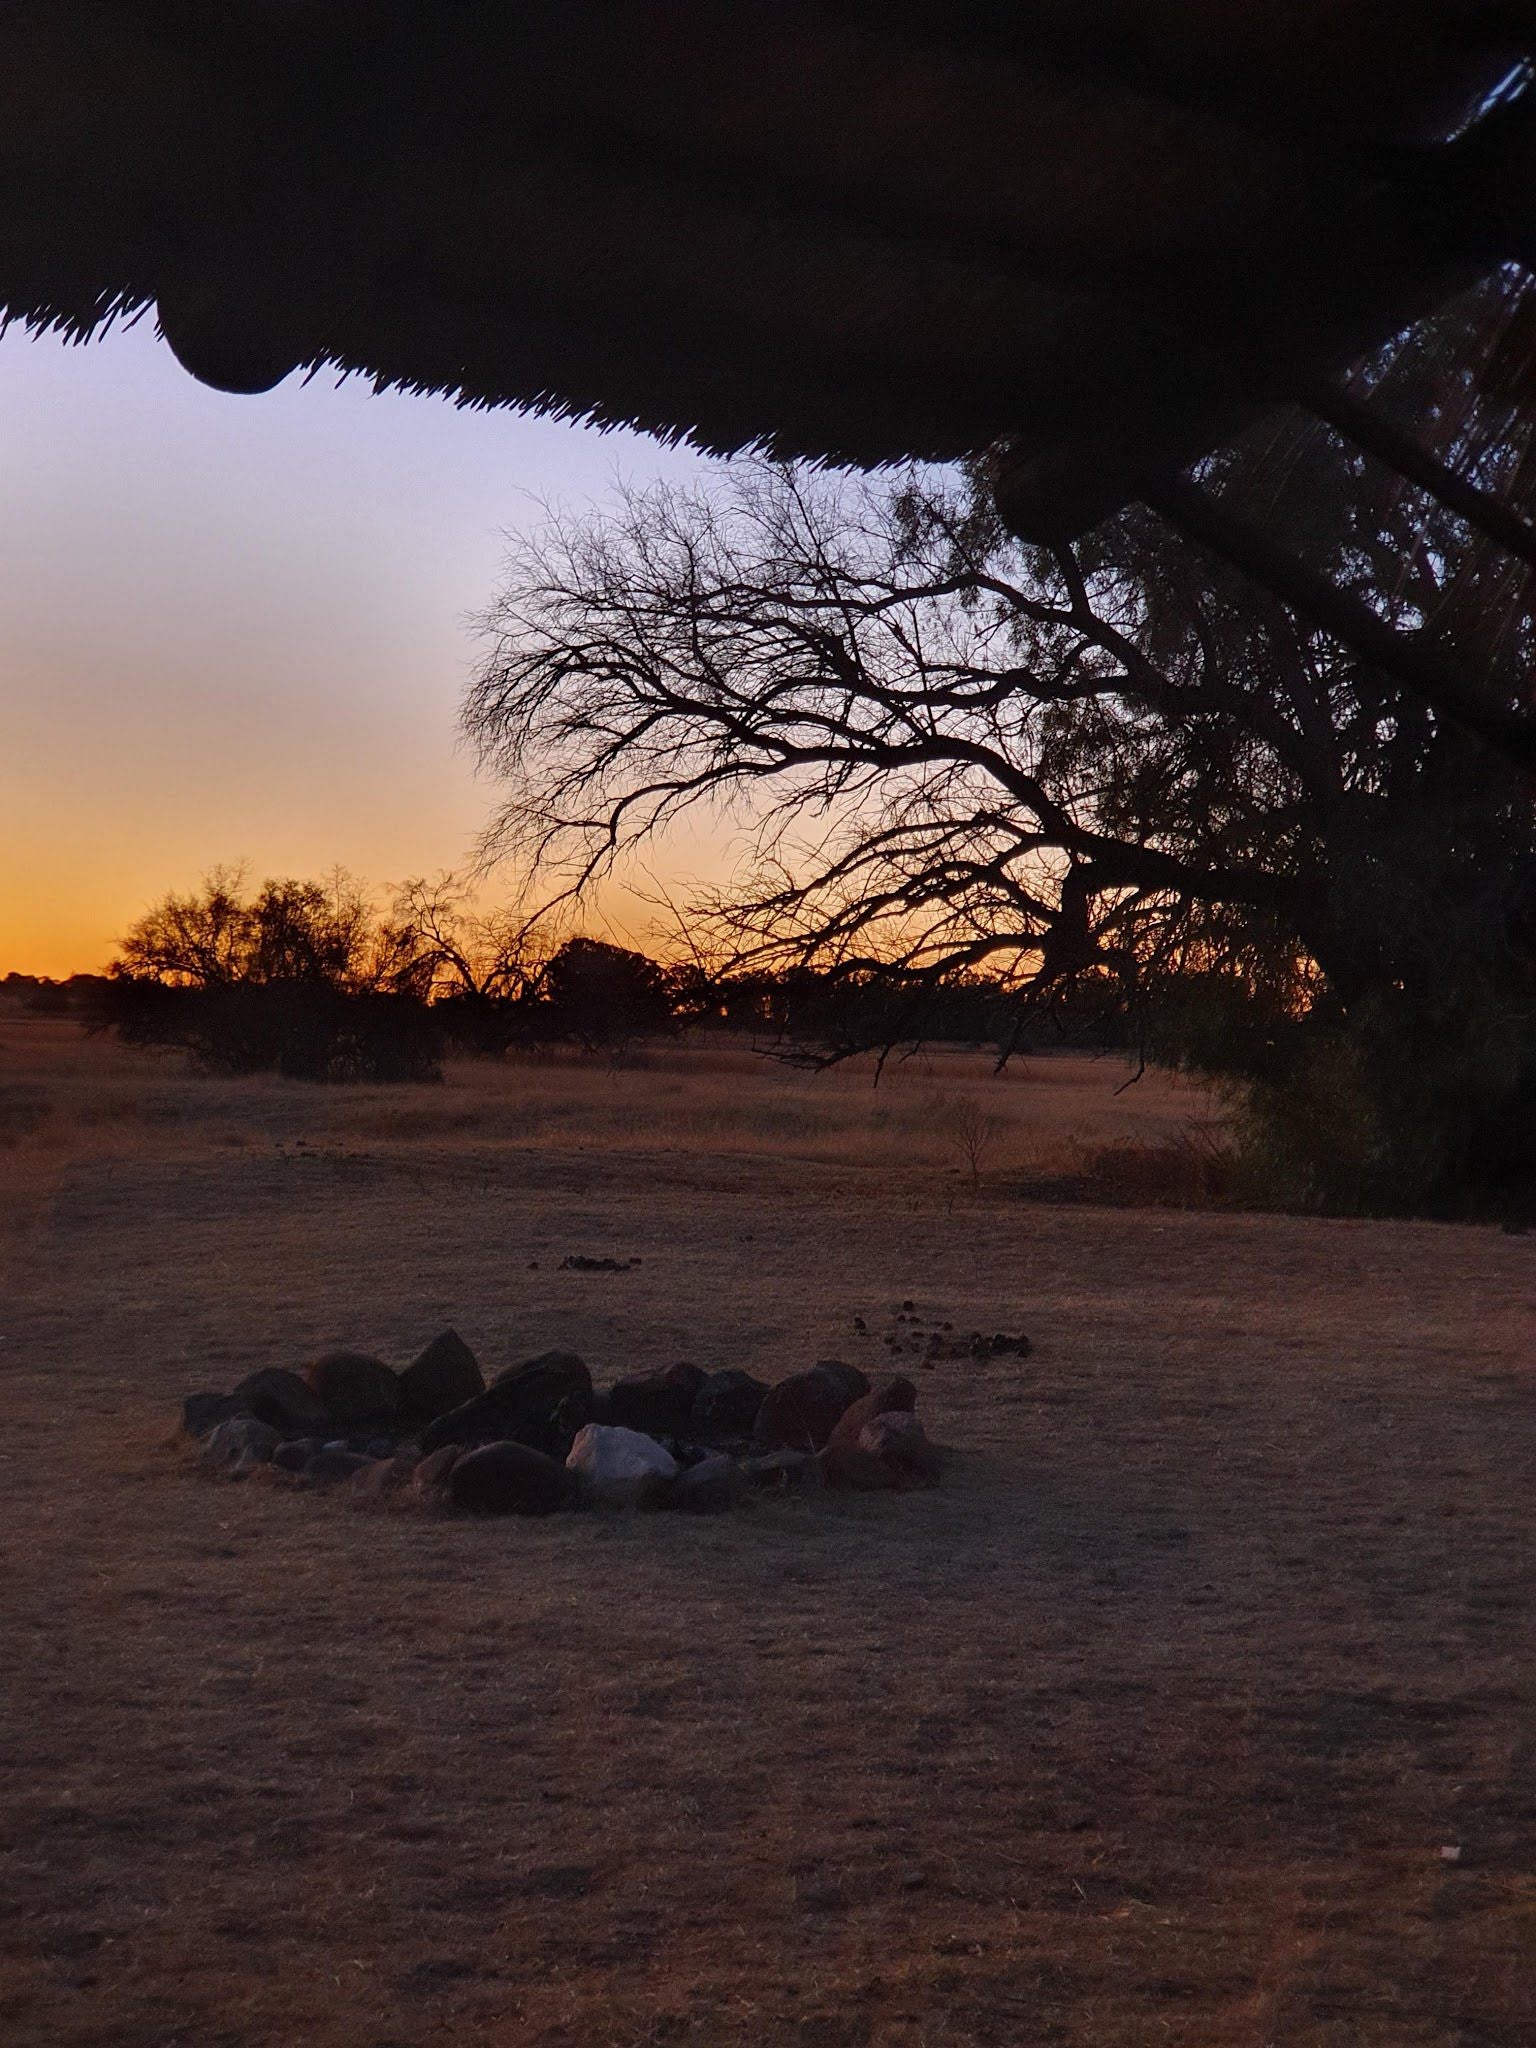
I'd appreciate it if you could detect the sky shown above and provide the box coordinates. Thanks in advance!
[0,320,720,977]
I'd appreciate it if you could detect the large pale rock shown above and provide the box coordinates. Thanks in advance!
[201,1416,281,1476]
[448,1440,568,1517]
[230,1367,327,1436]
[423,1350,592,1459]
[398,1329,484,1425]
[303,1349,401,1427]
[565,1424,677,1511]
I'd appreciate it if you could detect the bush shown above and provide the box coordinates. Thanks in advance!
[101,979,443,1083]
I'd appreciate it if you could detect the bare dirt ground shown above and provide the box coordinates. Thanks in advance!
[2,1016,1534,2047]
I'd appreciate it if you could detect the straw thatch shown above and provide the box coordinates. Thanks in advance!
[4,3,1534,532]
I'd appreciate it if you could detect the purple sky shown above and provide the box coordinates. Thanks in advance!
[0,319,717,975]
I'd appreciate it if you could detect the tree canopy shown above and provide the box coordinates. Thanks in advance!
[466,275,1536,1211]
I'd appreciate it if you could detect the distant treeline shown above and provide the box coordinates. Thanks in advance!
[5,870,1131,1083]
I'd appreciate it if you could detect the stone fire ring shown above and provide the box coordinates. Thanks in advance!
[179,1334,949,1516]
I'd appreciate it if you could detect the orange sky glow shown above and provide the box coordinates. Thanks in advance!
[0,322,722,978]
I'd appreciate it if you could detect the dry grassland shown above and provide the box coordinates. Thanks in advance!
[2,1016,1534,2047]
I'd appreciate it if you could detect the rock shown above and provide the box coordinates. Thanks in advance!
[811,1361,871,1405]
[822,1377,921,1489]
[411,1444,462,1493]
[607,1362,706,1437]
[448,1440,569,1517]
[181,1391,248,1440]
[566,1424,678,1510]
[230,1367,328,1436]
[350,1448,420,1502]
[200,1416,281,1476]
[752,1363,865,1453]
[740,1447,825,1493]
[398,1329,484,1425]
[423,1350,593,1459]
[689,1369,769,1442]
[304,1447,376,1485]
[667,1453,747,1514]
[271,1438,319,1473]
[303,1349,401,1427]
[859,1410,942,1487]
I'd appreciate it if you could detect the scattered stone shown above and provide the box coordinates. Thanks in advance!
[181,1391,248,1441]
[305,1448,375,1485]
[448,1440,569,1516]
[398,1329,484,1425]
[560,1254,635,1272]
[689,1368,769,1442]
[230,1367,328,1436]
[667,1453,748,1514]
[424,1350,593,1459]
[271,1439,319,1473]
[201,1416,281,1476]
[741,1447,825,1493]
[566,1424,678,1510]
[752,1363,864,1453]
[303,1349,402,1427]
[608,1362,706,1437]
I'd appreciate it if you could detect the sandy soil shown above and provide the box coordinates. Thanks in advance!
[2,1018,1534,2046]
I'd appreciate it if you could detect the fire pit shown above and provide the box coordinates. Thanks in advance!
[179,1333,947,1514]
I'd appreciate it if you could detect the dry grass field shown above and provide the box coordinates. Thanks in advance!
[2,1014,1534,2047]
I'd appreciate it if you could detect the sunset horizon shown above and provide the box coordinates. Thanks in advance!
[0,320,716,979]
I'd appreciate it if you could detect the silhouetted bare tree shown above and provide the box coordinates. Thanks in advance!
[466,277,1536,1210]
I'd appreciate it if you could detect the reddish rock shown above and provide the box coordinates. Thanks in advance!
[607,1362,706,1437]
[810,1361,870,1406]
[448,1440,569,1517]
[303,1350,401,1426]
[230,1367,328,1436]
[424,1351,592,1459]
[689,1369,769,1442]
[412,1444,462,1492]
[822,1377,923,1489]
[752,1363,864,1453]
[859,1410,942,1487]
[398,1329,484,1425]
[349,1448,421,1503]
